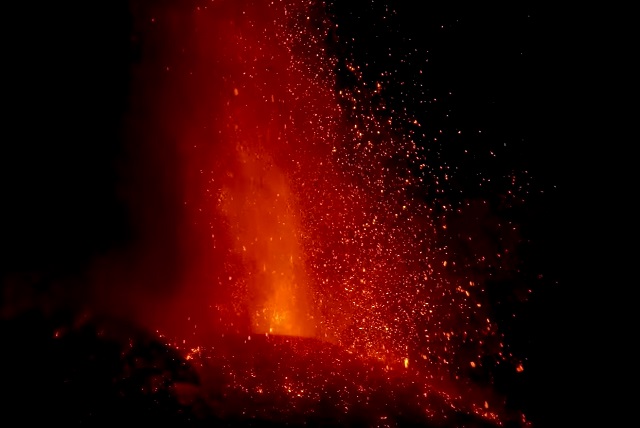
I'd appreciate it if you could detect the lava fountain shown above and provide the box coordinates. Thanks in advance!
[113,0,530,425]
[217,145,316,337]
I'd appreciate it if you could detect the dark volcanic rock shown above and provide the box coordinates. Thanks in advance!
[1,309,521,427]
[1,309,201,425]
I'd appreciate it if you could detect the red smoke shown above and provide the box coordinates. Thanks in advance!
[83,1,526,424]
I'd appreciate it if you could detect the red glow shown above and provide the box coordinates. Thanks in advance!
[95,0,531,425]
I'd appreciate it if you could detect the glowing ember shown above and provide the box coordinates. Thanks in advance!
[114,0,534,426]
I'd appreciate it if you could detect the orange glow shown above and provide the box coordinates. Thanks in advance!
[218,145,315,336]
[110,1,532,425]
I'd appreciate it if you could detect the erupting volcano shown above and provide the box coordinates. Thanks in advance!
[2,0,562,426]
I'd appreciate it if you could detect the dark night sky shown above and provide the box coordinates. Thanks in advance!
[2,1,134,274]
[327,4,569,426]
[1,1,575,426]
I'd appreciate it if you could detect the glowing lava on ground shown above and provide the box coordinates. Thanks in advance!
[119,0,531,426]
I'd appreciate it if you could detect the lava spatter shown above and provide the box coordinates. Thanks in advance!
[121,0,532,426]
